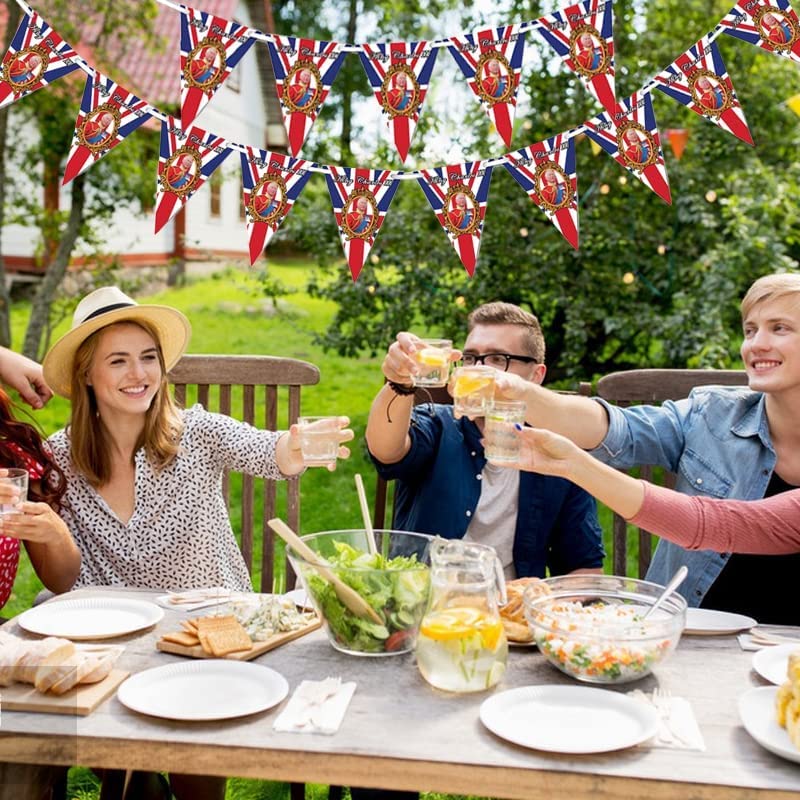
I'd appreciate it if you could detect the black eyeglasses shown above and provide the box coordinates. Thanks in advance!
[460,352,539,371]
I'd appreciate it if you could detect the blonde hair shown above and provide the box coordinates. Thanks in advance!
[741,273,800,319]
[69,320,184,487]
[467,301,546,363]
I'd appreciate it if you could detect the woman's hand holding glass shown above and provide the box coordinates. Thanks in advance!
[283,416,354,473]
[0,476,72,548]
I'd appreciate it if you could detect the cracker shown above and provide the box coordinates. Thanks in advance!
[204,626,252,657]
[161,631,201,647]
[180,619,199,634]
[195,614,238,632]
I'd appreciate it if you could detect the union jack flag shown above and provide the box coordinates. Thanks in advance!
[267,36,346,157]
[503,133,579,249]
[655,37,753,146]
[63,71,151,185]
[417,162,494,276]
[447,24,526,148]
[721,0,800,64]
[536,0,616,113]
[0,10,79,110]
[154,116,232,233]
[583,92,671,204]
[360,40,438,163]
[326,167,400,281]
[240,147,312,266]
[179,5,255,126]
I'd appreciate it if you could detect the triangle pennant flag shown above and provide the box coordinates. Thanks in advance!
[447,24,527,148]
[721,0,800,63]
[63,70,152,185]
[154,117,232,233]
[417,162,494,276]
[0,9,80,110]
[267,36,347,156]
[240,147,312,265]
[503,133,579,248]
[536,0,616,113]
[584,92,672,204]
[179,5,256,126]
[655,37,753,146]
[359,41,438,163]
[326,167,400,281]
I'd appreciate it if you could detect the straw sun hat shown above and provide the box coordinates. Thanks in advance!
[42,286,191,399]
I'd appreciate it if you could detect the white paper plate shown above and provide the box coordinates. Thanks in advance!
[684,607,757,635]
[117,660,289,721]
[752,643,799,686]
[17,597,164,640]
[480,685,659,754]
[738,686,800,764]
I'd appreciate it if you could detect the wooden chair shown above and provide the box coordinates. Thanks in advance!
[582,368,749,578]
[168,354,320,592]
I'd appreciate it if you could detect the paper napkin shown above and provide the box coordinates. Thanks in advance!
[629,689,706,751]
[273,677,356,735]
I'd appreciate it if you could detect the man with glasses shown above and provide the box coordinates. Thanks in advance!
[365,301,604,582]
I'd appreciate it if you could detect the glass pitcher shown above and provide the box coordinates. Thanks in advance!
[416,538,508,692]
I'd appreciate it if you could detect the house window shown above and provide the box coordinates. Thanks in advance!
[210,172,222,217]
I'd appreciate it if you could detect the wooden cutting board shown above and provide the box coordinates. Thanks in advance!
[156,617,321,661]
[0,669,128,716]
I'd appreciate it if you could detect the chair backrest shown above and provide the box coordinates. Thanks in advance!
[589,368,749,578]
[168,354,320,592]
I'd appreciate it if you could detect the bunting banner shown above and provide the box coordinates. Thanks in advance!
[326,167,400,281]
[179,5,256,126]
[655,37,753,146]
[240,147,312,265]
[503,134,579,248]
[0,9,79,110]
[154,117,232,233]
[360,41,438,163]
[62,71,151,185]
[721,0,800,63]
[536,0,616,113]
[417,162,493,276]
[447,24,527,148]
[267,36,347,157]
[584,92,672,204]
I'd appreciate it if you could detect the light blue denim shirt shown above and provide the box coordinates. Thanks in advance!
[587,386,775,606]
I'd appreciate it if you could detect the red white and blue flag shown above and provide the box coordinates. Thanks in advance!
[240,147,312,266]
[417,162,494,276]
[154,116,232,233]
[584,92,671,204]
[326,167,400,282]
[655,37,752,146]
[267,36,346,157]
[503,133,579,248]
[63,71,151,185]
[721,0,800,64]
[536,0,616,113]
[360,40,438,163]
[0,9,79,110]
[447,24,526,148]
[179,5,255,126]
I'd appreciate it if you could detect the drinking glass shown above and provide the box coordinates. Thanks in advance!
[297,417,340,468]
[0,468,28,516]
[484,401,527,462]
[413,339,452,388]
[452,366,495,417]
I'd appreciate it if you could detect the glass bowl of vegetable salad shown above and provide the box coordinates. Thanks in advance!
[523,575,686,684]
[286,529,433,656]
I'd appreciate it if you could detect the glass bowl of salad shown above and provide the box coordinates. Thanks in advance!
[523,574,686,684]
[286,529,433,656]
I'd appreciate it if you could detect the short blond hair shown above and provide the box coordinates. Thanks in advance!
[467,301,545,363]
[741,273,800,318]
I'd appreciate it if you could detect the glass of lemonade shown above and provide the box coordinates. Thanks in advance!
[413,339,452,388]
[296,416,340,468]
[0,469,27,516]
[452,366,495,417]
[484,400,527,463]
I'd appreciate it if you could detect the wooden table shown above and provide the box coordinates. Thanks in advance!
[1,588,799,800]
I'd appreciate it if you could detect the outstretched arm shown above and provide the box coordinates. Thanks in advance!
[0,347,53,409]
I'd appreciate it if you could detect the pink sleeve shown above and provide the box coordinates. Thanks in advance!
[630,483,800,555]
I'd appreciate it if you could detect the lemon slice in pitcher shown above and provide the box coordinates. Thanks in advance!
[453,374,493,398]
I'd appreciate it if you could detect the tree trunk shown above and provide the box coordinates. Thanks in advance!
[339,0,358,160]
[22,174,86,361]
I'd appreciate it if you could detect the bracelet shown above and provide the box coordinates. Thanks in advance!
[387,380,415,396]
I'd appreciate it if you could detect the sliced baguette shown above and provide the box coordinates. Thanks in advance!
[33,640,78,693]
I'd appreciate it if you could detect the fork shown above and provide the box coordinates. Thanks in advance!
[651,688,690,747]
[749,628,800,647]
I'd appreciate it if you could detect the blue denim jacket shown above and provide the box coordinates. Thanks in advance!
[369,403,605,577]
[588,386,775,606]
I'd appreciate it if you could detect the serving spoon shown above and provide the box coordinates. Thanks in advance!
[642,565,689,620]
[268,518,383,625]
